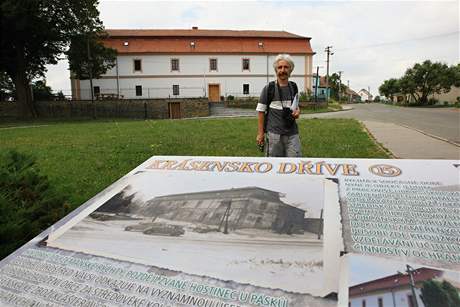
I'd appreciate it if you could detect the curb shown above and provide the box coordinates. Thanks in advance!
[360,122,397,159]
[397,124,460,147]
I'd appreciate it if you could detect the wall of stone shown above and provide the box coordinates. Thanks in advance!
[0,99,209,119]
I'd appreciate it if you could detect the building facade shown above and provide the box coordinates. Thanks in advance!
[71,28,315,101]
[358,88,373,102]
[349,268,443,307]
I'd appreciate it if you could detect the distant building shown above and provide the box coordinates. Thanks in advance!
[358,88,373,102]
[71,28,315,101]
[345,87,361,103]
[349,267,444,307]
[312,74,331,101]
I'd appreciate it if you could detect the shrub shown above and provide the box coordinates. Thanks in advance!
[428,98,438,105]
[0,150,70,260]
[299,91,310,102]
[227,95,234,101]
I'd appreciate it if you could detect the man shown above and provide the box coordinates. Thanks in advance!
[256,54,301,157]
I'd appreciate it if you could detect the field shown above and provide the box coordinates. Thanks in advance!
[0,117,389,209]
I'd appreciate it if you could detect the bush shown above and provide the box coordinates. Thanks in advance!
[227,95,234,101]
[0,150,70,260]
[299,91,310,102]
[428,98,438,105]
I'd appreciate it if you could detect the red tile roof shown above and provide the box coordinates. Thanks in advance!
[102,29,314,54]
[349,268,442,297]
[106,29,309,39]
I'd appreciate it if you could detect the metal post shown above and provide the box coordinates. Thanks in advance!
[406,265,419,307]
[325,46,333,104]
[87,36,95,119]
[347,80,351,104]
[338,71,343,102]
[314,66,319,103]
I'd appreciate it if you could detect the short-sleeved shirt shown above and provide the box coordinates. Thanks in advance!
[256,82,298,136]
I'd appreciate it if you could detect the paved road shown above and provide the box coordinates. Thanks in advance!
[303,103,460,145]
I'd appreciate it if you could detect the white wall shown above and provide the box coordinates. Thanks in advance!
[350,288,424,307]
[77,54,310,99]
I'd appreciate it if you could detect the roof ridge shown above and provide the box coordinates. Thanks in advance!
[105,28,309,39]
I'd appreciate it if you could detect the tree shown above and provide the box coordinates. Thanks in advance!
[0,0,109,118]
[399,60,455,105]
[32,80,53,101]
[379,78,400,102]
[329,73,347,100]
[0,71,15,101]
[0,150,69,260]
[420,279,460,307]
[67,33,117,81]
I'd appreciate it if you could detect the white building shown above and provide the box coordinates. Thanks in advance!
[358,88,373,102]
[71,28,315,101]
[349,267,443,307]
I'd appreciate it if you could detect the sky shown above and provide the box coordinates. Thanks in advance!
[45,0,459,97]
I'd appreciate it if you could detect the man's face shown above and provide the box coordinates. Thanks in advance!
[276,60,291,81]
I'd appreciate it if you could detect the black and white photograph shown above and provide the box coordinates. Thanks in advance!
[48,169,337,297]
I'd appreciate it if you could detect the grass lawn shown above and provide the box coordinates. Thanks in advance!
[0,117,389,209]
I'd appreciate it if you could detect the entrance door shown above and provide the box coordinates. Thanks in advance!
[208,84,220,102]
[169,102,181,119]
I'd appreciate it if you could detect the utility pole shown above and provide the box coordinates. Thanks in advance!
[406,265,419,307]
[325,46,333,104]
[314,66,320,103]
[338,71,343,102]
[368,86,371,102]
[347,80,351,104]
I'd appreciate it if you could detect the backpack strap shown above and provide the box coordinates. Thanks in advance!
[263,81,276,133]
[267,81,276,107]
[289,81,298,96]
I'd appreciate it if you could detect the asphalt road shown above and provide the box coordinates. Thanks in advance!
[305,103,460,145]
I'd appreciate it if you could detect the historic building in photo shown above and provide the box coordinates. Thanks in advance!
[71,28,315,101]
[99,187,316,235]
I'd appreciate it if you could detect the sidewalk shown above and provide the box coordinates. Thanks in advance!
[363,121,460,160]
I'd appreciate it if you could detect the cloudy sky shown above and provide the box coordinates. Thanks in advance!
[45,0,459,96]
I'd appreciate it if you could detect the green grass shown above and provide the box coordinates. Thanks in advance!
[0,118,389,209]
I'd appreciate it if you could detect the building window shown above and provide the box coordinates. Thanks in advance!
[242,58,250,71]
[135,85,142,97]
[171,58,179,71]
[134,59,142,71]
[243,84,249,95]
[209,58,217,71]
[173,85,179,96]
[377,298,383,307]
[93,86,100,97]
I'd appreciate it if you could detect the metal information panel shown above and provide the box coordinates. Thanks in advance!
[0,156,459,307]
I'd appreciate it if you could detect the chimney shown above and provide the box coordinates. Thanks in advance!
[192,26,198,30]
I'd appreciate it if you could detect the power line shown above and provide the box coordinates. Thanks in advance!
[316,31,459,53]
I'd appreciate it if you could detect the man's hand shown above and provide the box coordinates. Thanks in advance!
[292,107,300,119]
[256,133,265,145]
